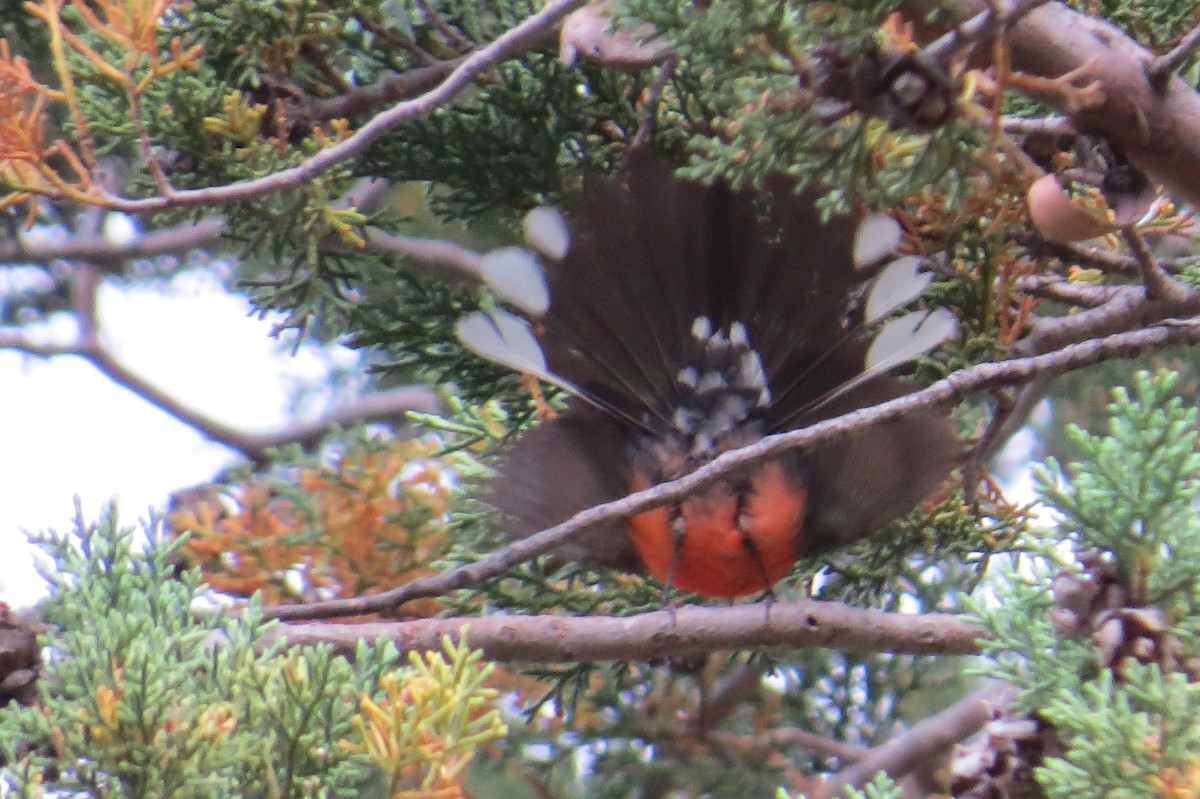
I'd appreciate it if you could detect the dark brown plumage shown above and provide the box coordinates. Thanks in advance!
[488,156,960,596]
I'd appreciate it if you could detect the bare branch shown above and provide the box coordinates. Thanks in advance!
[1,318,438,464]
[1001,114,1075,136]
[692,662,767,734]
[924,0,1050,64]
[0,217,225,273]
[267,601,984,661]
[1016,274,1124,306]
[0,331,86,358]
[1014,230,1139,275]
[292,58,465,130]
[262,317,1200,622]
[1013,282,1196,355]
[81,344,439,463]
[360,228,486,283]
[707,728,868,764]
[1120,225,1192,303]
[818,682,1017,798]
[1147,24,1200,88]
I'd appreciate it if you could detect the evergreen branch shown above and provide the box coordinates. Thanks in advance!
[89,0,587,213]
[266,601,984,661]
[262,316,1200,623]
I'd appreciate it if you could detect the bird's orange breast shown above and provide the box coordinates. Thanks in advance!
[627,461,806,598]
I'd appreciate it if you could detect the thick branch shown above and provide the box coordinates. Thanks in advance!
[955,1,1200,207]
[267,601,983,661]
[263,317,1200,621]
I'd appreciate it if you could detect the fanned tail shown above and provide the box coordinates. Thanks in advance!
[488,155,960,572]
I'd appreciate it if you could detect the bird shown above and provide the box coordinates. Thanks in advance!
[470,155,961,599]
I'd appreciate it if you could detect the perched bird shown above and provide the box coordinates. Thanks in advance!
[465,156,960,599]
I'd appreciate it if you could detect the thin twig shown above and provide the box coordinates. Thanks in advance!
[1148,23,1200,89]
[415,0,476,52]
[0,217,225,273]
[359,228,486,282]
[706,728,867,763]
[2,325,439,464]
[1121,224,1193,303]
[1000,114,1075,136]
[294,58,464,129]
[631,55,677,150]
[1015,274,1123,306]
[692,662,766,734]
[962,388,1015,504]
[923,0,1049,64]
[261,317,1200,622]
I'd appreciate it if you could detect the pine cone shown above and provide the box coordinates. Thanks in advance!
[949,715,1062,799]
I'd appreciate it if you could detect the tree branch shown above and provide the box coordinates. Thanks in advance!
[1012,282,1197,356]
[1147,23,1200,88]
[267,601,984,661]
[83,345,439,463]
[706,728,867,764]
[817,682,1017,799]
[951,0,1200,208]
[0,217,225,274]
[1016,274,1124,306]
[1120,225,1191,303]
[290,58,465,131]
[89,0,585,214]
[262,316,1200,622]
[2,264,440,464]
[360,228,486,283]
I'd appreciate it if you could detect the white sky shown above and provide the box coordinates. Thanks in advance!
[0,268,356,607]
